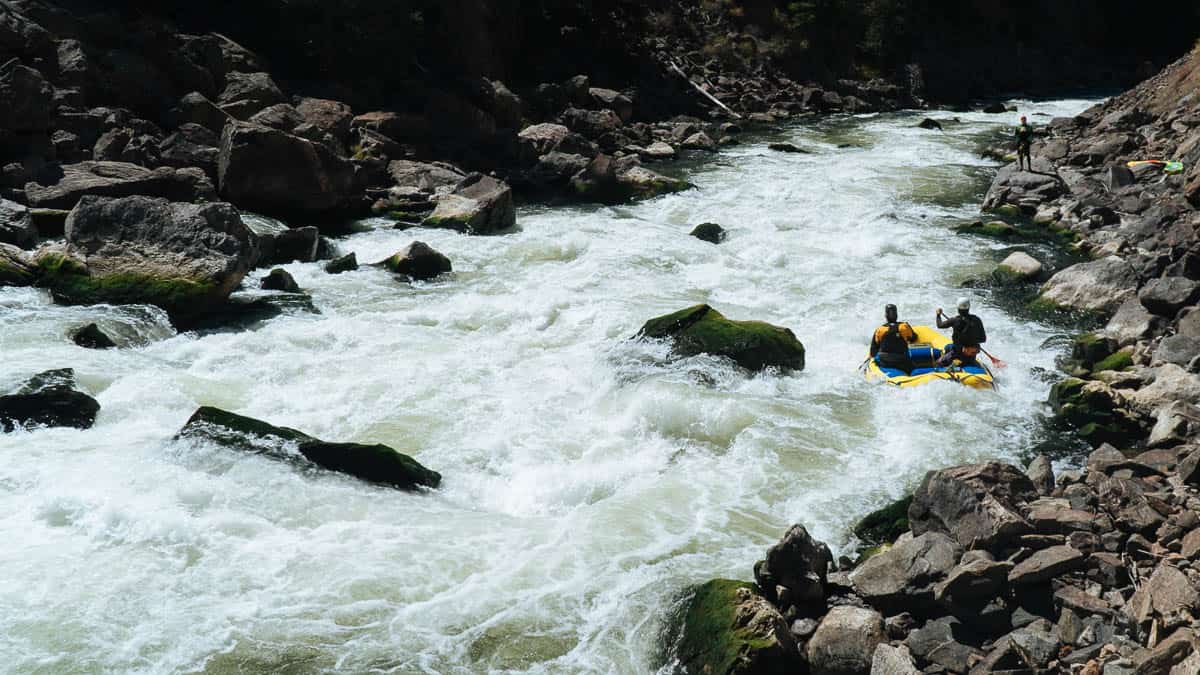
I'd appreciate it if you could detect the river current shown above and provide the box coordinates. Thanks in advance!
[1,99,1095,674]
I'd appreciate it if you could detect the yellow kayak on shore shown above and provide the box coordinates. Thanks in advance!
[863,325,996,390]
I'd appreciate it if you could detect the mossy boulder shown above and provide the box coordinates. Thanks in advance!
[675,579,801,675]
[324,252,358,274]
[1072,333,1115,366]
[638,305,805,372]
[1048,378,1145,446]
[71,323,117,349]
[179,406,441,490]
[33,196,258,326]
[853,495,913,547]
[377,241,451,281]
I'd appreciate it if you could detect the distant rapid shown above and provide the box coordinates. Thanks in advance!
[0,99,1095,674]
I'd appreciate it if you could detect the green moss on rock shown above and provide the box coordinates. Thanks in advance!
[988,204,1023,218]
[852,495,913,546]
[1094,349,1133,373]
[35,253,217,317]
[180,406,441,490]
[955,220,1019,238]
[638,304,805,372]
[676,580,789,675]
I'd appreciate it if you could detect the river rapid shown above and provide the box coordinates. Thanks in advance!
[1,99,1096,674]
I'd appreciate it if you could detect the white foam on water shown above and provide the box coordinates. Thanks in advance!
[0,99,1096,674]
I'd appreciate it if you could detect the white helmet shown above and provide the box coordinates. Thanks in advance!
[957,297,971,311]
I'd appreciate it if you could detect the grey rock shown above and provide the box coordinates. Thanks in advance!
[1139,277,1200,317]
[1039,256,1138,314]
[754,523,832,614]
[871,644,920,675]
[806,606,885,675]
[377,241,451,281]
[850,532,960,612]
[421,174,516,235]
[0,198,36,248]
[909,462,1038,550]
[260,268,300,293]
[1007,545,1086,585]
[24,161,215,210]
[1026,455,1055,495]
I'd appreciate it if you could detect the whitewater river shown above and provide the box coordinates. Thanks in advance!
[1,99,1095,674]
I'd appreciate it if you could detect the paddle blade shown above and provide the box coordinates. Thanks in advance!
[987,354,1008,370]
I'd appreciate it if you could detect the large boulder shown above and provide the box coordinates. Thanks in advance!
[753,523,833,615]
[218,122,359,221]
[24,162,215,210]
[849,532,961,613]
[806,606,886,675]
[1037,257,1138,315]
[34,196,258,324]
[518,122,571,157]
[421,174,515,234]
[638,304,805,372]
[674,579,801,675]
[1125,565,1200,632]
[178,406,441,490]
[0,368,99,432]
[1105,296,1163,346]
[908,462,1038,550]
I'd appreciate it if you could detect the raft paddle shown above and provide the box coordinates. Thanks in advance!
[981,348,1007,370]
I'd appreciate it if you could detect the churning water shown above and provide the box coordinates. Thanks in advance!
[1,99,1095,674]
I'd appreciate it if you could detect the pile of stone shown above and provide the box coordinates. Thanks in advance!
[674,457,1200,674]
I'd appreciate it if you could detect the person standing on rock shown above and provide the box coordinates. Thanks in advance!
[1015,115,1034,172]
[871,304,918,373]
[936,299,987,367]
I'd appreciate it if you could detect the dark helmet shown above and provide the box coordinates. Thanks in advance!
[885,304,898,322]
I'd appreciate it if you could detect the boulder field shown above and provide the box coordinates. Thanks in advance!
[673,455,1200,674]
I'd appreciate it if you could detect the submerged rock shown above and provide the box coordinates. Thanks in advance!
[178,406,441,491]
[674,579,801,675]
[377,241,451,281]
[637,304,805,372]
[690,222,726,244]
[260,268,300,293]
[0,368,100,432]
[324,252,358,274]
[33,196,258,325]
[70,323,117,349]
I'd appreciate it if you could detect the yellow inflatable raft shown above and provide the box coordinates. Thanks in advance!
[863,325,996,390]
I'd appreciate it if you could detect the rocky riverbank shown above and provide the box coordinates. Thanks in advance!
[667,49,1200,675]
